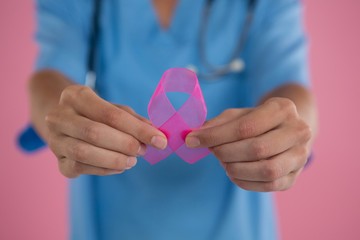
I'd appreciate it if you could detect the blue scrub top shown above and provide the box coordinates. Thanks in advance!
[35,0,309,239]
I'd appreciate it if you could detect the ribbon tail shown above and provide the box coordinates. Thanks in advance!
[143,145,173,165]
[175,145,211,164]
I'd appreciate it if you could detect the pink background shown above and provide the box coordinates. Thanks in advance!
[1,0,359,239]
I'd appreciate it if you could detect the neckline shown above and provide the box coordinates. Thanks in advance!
[146,0,185,37]
[144,0,206,45]
[150,0,179,32]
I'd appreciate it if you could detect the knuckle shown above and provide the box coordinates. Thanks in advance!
[71,161,84,176]
[121,105,135,114]
[45,110,60,130]
[65,85,81,93]
[58,167,71,178]
[262,161,282,181]
[299,122,312,142]
[299,146,308,158]
[59,85,77,104]
[212,145,225,160]
[234,180,252,192]
[280,98,296,112]
[265,98,282,110]
[44,111,54,125]
[223,108,238,117]
[262,181,280,192]
[234,181,246,190]
[58,159,78,179]
[207,130,218,145]
[267,98,297,117]
[47,136,57,152]
[70,143,87,161]
[250,139,269,159]
[125,139,140,155]
[297,146,309,165]
[45,117,54,131]
[281,180,294,191]
[237,120,256,138]
[282,100,298,118]
[136,125,150,140]
[82,124,100,142]
[103,108,121,126]
[77,85,92,97]
[110,156,127,171]
[198,128,217,147]
[226,164,238,177]
[281,174,297,191]
[60,85,92,105]
[263,177,287,192]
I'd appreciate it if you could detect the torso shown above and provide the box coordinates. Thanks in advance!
[70,1,278,239]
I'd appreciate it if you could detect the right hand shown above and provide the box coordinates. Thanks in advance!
[45,85,167,178]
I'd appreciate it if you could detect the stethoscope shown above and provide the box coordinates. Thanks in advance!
[85,0,257,89]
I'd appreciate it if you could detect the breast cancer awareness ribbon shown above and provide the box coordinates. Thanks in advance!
[143,68,210,164]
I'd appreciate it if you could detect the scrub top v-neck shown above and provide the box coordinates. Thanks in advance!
[34,0,310,239]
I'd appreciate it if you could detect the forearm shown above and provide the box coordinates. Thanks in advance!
[260,83,318,146]
[28,69,74,141]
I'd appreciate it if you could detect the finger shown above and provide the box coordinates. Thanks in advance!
[54,136,137,171]
[113,104,136,115]
[113,104,152,124]
[186,100,287,148]
[212,126,300,163]
[58,157,125,178]
[48,112,146,156]
[230,170,301,192]
[61,86,167,149]
[224,145,308,181]
[202,108,251,129]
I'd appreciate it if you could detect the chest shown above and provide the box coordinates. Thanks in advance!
[97,0,248,69]
[94,0,250,112]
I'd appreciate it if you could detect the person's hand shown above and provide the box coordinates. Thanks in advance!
[185,98,312,192]
[45,85,167,178]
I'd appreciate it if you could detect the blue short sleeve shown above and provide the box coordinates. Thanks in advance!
[35,0,92,84]
[246,0,310,105]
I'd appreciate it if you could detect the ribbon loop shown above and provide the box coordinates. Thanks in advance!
[144,68,210,164]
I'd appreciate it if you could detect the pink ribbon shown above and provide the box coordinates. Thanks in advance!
[143,68,210,164]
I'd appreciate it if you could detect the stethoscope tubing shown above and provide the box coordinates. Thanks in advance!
[85,0,257,87]
[196,0,257,80]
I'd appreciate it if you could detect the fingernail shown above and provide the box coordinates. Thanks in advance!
[151,135,167,150]
[186,136,200,148]
[137,144,147,156]
[126,157,137,169]
[108,170,124,175]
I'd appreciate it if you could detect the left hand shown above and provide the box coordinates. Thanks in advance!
[185,97,312,192]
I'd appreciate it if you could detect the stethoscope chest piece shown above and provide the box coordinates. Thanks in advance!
[187,57,246,81]
[190,0,256,81]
